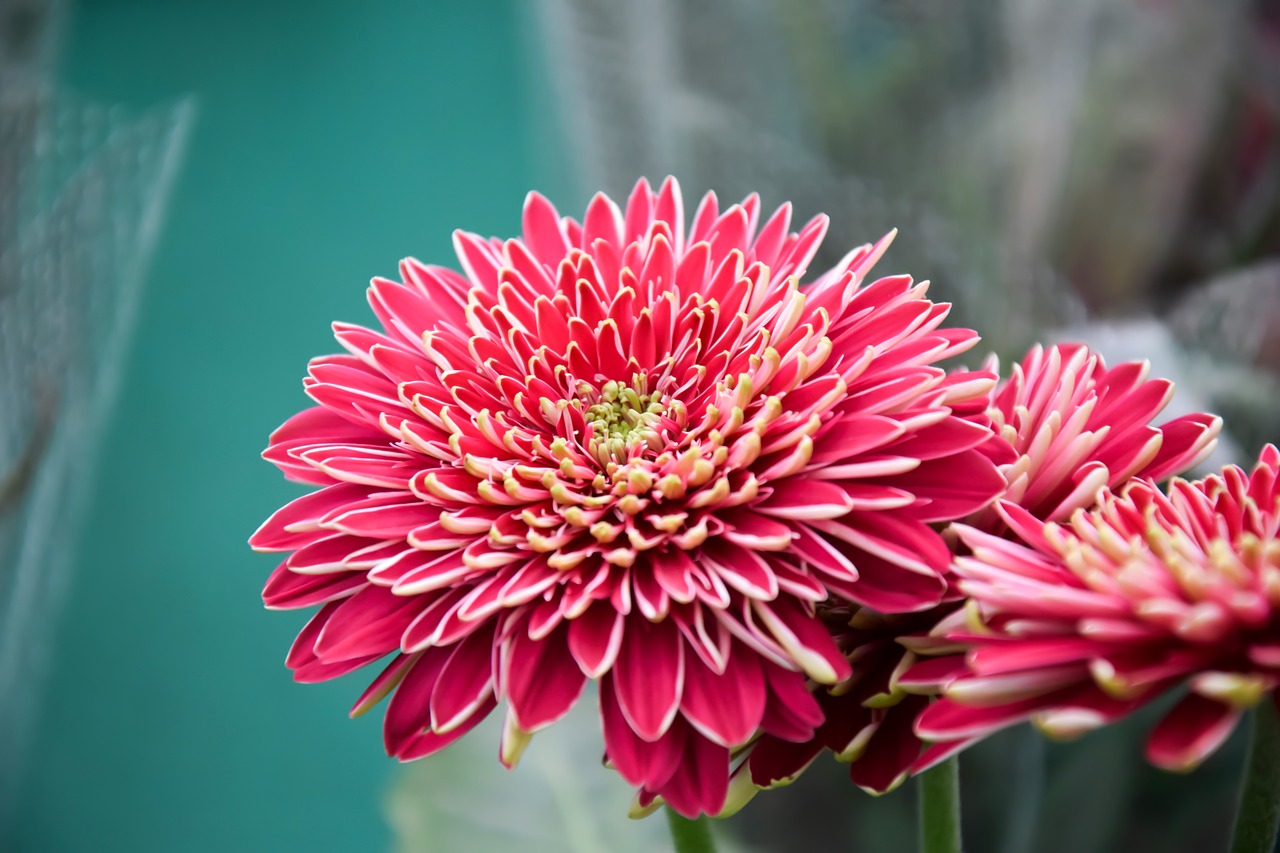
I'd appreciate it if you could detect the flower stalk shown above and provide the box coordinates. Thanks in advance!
[666,809,717,853]
[1230,701,1280,853]
[919,755,963,853]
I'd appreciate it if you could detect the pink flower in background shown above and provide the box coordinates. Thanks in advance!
[738,343,1223,797]
[249,177,1004,817]
[917,446,1280,772]
[968,343,1221,532]
[742,604,969,798]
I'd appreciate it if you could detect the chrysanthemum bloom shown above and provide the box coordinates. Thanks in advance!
[250,177,1007,817]
[967,343,1221,532]
[916,445,1280,772]
[739,343,1222,797]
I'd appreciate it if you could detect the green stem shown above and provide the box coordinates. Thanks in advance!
[919,755,963,853]
[665,809,717,853]
[1230,702,1280,853]
[999,726,1045,853]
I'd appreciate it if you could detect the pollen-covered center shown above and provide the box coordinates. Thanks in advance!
[581,376,679,464]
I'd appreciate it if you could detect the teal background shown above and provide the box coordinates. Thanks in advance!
[12,3,567,850]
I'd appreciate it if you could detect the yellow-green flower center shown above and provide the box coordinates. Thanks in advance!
[583,377,670,464]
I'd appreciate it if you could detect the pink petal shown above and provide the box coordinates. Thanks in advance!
[249,483,373,551]
[752,597,851,685]
[523,191,571,268]
[313,585,426,662]
[652,550,699,604]
[351,653,416,718]
[263,563,366,610]
[326,498,437,539]
[399,696,497,760]
[966,638,1106,676]
[429,622,498,733]
[894,450,1006,522]
[504,625,588,732]
[897,655,970,692]
[915,694,1048,742]
[760,663,825,741]
[701,540,780,600]
[653,724,731,818]
[287,533,385,574]
[837,549,946,613]
[614,617,684,741]
[567,604,624,678]
[601,675,687,790]
[679,649,766,747]
[262,409,378,484]
[748,734,824,787]
[848,696,928,793]
[383,646,453,756]
[755,479,853,520]
[1146,692,1242,771]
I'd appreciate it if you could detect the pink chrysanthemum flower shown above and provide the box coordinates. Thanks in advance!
[738,343,1222,797]
[916,445,1280,772]
[249,178,1006,817]
[969,343,1221,532]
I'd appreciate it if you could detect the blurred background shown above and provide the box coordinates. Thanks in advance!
[1,1,1278,851]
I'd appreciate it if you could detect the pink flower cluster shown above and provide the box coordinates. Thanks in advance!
[252,179,1277,820]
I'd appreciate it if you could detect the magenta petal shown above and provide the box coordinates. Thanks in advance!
[400,586,472,652]
[914,694,1046,741]
[748,734,824,787]
[672,607,732,675]
[1141,414,1220,481]
[893,451,1005,522]
[967,638,1103,676]
[755,480,853,520]
[250,483,373,551]
[383,646,453,756]
[838,549,946,613]
[262,408,378,484]
[654,725,731,818]
[912,737,975,775]
[284,602,339,669]
[701,540,780,600]
[903,417,995,461]
[567,604,624,678]
[327,498,437,539]
[632,563,671,620]
[1146,692,1242,771]
[679,648,766,747]
[614,617,684,741]
[429,622,498,733]
[897,655,970,692]
[263,563,366,610]
[753,597,852,684]
[292,652,383,684]
[287,533,385,574]
[505,625,587,732]
[522,191,570,268]
[351,653,416,718]
[652,550,699,604]
[313,585,426,662]
[400,695,497,760]
[601,674,687,790]
[847,696,928,793]
[759,661,825,741]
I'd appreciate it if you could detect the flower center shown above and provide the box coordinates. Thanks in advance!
[581,376,675,465]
